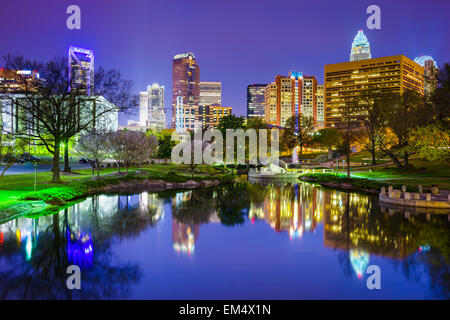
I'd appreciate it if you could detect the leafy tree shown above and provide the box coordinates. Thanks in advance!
[380,90,432,169]
[217,114,246,135]
[411,123,450,161]
[156,130,176,164]
[280,115,314,156]
[132,133,158,173]
[312,128,342,151]
[432,63,450,128]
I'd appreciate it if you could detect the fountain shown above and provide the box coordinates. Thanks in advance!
[292,146,299,164]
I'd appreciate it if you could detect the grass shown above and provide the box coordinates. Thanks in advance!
[351,160,450,190]
[301,173,419,193]
[0,164,234,212]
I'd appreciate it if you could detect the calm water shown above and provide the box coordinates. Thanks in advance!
[0,182,448,299]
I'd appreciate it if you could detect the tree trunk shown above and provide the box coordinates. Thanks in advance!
[51,140,61,183]
[140,162,142,173]
[347,150,350,180]
[96,160,100,177]
[63,138,70,172]
[117,161,121,173]
[92,164,95,176]
[371,139,376,165]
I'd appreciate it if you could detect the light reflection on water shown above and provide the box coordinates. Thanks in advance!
[0,182,448,299]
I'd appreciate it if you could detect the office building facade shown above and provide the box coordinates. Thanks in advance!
[172,52,200,129]
[247,84,266,119]
[68,46,94,95]
[324,55,424,128]
[199,81,221,106]
[139,83,166,131]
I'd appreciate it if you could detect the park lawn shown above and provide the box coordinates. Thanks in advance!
[351,160,450,190]
[0,163,232,210]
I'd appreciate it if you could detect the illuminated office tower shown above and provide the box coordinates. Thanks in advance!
[247,84,267,118]
[199,105,232,128]
[68,46,94,95]
[324,55,424,128]
[139,83,166,131]
[171,52,200,129]
[350,30,371,62]
[414,55,438,95]
[316,85,325,130]
[264,83,278,125]
[199,81,221,106]
[264,72,317,128]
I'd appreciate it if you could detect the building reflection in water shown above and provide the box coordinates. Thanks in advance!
[248,183,323,239]
[172,191,200,255]
[0,192,165,266]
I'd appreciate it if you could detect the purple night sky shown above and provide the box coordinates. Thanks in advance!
[0,0,449,125]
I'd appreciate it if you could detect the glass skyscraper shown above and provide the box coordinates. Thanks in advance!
[247,84,266,119]
[350,30,371,62]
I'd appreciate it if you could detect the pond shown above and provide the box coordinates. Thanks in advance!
[0,182,448,299]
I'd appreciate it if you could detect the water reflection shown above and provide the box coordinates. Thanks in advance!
[0,182,448,299]
[0,193,164,299]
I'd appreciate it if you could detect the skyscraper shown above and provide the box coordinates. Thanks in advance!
[324,55,424,128]
[247,84,267,119]
[414,55,438,95]
[316,85,325,130]
[199,81,221,106]
[68,46,94,95]
[171,52,200,129]
[350,30,371,62]
[264,72,318,128]
[139,83,166,131]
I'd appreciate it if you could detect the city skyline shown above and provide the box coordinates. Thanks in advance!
[0,0,448,125]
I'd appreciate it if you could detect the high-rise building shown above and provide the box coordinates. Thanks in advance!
[139,83,166,131]
[199,81,221,106]
[199,105,232,128]
[0,69,39,93]
[350,30,371,62]
[324,55,424,128]
[264,72,318,128]
[414,55,438,95]
[171,52,200,129]
[247,84,267,119]
[68,46,94,95]
[316,85,325,130]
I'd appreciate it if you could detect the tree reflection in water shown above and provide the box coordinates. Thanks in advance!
[0,183,448,299]
[0,193,163,299]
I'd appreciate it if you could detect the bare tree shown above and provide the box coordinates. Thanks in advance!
[130,132,158,173]
[75,130,110,177]
[0,54,137,183]
[356,90,390,165]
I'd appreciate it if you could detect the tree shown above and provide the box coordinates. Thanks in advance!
[312,128,342,151]
[356,90,390,165]
[281,115,314,156]
[217,114,246,135]
[156,130,176,164]
[1,54,136,183]
[131,132,158,173]
[380,90,432,169]
[411,123,450,161]
[337,103,361,179]
[75,130,109,177]
[432,63,450,129]
[108,130,133,174]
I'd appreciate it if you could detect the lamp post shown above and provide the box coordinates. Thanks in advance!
[33,160,38,191]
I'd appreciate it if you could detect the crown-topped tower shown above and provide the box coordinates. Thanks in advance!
[350,30,371,62]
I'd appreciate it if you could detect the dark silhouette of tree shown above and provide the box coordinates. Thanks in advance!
[1,54,137,182]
